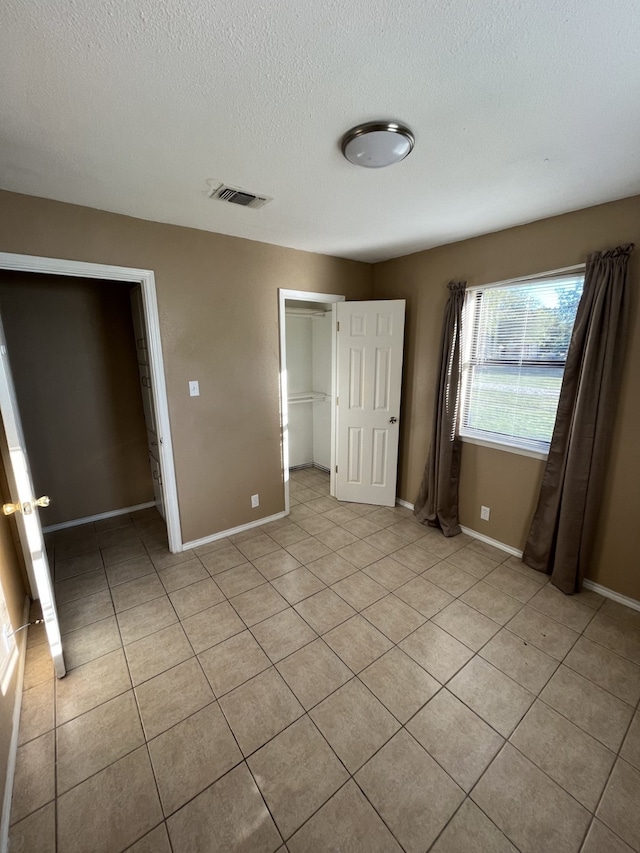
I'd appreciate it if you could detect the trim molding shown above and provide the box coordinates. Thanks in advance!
[395,500,525,559]
[182,511,287,552]
[396,498,414,511]
[43,502,157,533]
[459,525,524,558]
[459,434,548,462]
[0,596,30,852]
[582,579,640,613]
[460,527,640,610]
[462,527,640,610]
[385,500,640,608]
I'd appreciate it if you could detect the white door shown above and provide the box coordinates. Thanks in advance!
[335,300,406,506]
[0,321,65,678]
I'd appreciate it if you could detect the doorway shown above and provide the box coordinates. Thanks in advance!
[0,273,158,531]
[279,289,344,515]
[280,290,407,514]
[0,253,181,554]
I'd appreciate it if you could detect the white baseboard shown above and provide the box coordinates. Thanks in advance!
[582,579,640,613]
[396,498,414,511]
[395,499,524,559]
[1,596,30,852]
[182,511,287,552]
[43,501,157,533]
[461,528,640,610]
[459,525,524,559]
[181,492,640,611]
[396,499,640,610]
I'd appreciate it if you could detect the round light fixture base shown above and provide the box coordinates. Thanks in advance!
[341,121,415,168]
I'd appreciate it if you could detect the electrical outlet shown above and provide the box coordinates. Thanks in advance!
[480,505,491,521]
[189,380,200,397]
[251,494,259,508]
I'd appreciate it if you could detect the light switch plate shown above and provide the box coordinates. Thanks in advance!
[189,380,200,397]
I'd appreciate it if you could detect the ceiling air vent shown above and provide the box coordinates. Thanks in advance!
[207,182,272,210]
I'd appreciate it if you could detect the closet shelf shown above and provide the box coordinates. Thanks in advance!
[288,392,329,405]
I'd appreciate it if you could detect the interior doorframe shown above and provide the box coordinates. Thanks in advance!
[0,252,183,553]
[278,288,345,515]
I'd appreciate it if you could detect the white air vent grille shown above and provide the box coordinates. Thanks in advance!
[207,182,272,210]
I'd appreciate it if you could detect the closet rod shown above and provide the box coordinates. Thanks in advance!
[288,392,329,404]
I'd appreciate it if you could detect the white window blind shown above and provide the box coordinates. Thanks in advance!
[460,273,584,453]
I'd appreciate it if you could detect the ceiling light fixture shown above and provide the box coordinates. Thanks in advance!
[341,121,415,168]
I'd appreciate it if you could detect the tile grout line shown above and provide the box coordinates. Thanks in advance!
[581,700,640,851]
[182,482,422,840]
[268,512,637,843]
[62,513,623,670]
[425,792,515,853]
[54,566,640,728]
[51,529,640,735]
[272,476,640,849]
[107,557,162,821]
[66,515,175,853]
[19,489,640,851]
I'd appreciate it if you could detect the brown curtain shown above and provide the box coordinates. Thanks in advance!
[414,280,466,536]
[523,244,634,593]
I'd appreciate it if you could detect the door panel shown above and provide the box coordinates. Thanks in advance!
[372,429,388,485]
[138,364,157,435]
[130,285,149,366]
[0,321,65,678]
[149,451,165,519]
[347,427,363,483]
[336,300,405,506]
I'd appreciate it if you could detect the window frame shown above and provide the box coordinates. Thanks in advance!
[0,577,18,695]
[458,266,585,459]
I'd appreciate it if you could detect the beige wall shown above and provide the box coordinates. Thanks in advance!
[0,191,373,543]
[0,273,153,526]
[1,189,636,598]
[374,194,640,600]
[0,432,27,814]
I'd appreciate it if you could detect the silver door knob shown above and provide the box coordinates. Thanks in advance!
[389,417,397,424]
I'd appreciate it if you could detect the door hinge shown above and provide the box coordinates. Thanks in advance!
[336,397,339,406]
[335,465,338,473]
[336,321,340,332]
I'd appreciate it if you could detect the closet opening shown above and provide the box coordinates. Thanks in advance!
[0,253,180,602]
[0,252,180,679]
[0,271,168,553]
[278,289,344,514]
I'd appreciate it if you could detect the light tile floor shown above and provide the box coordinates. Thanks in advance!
[9,468,640,852]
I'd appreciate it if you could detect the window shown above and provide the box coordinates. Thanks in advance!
[459,272,584,455]
[0,577,17,695]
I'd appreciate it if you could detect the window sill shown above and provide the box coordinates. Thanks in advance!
[460,434,548,461]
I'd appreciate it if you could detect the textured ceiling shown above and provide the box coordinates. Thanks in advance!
[2,0,640,262]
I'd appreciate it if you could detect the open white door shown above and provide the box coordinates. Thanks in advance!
[0,320,65,678]
[335,300,406,507]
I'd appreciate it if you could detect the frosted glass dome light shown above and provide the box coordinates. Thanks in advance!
[341,121,415,168]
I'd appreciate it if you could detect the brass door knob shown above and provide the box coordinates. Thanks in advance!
[3,496,50,516]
